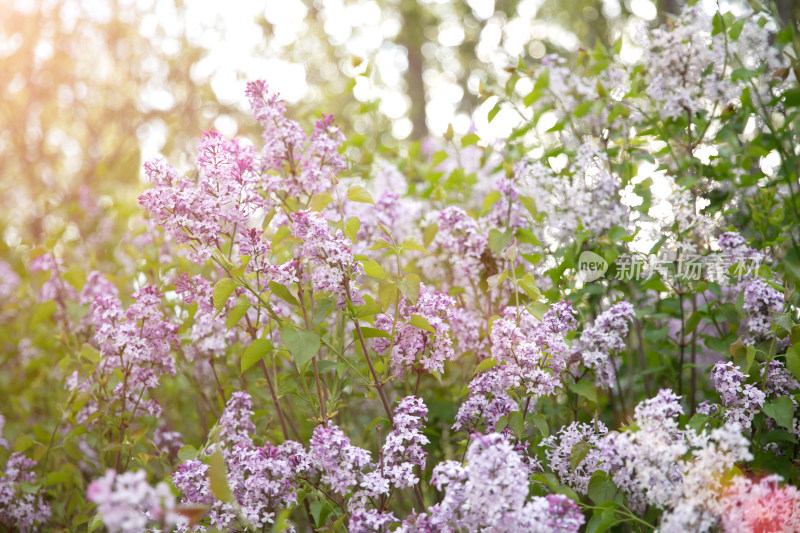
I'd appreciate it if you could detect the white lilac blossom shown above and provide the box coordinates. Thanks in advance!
[589,391,754,531]
[761,360,800,399]
[87,470,181,533]
[0,260,20,301]
[349,508,399,533]
[0,453,51,531]
[405,433,584,532]
[515,144,629,245]
[543,421,608,494]
[373,284,456,377]
[639,4,737,121]
[710,361,765,427]
[434,206,488,283]
[743,280,783,337]
[572,301,635,388]
[290,210,365,308]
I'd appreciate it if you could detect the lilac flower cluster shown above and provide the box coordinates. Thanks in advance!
[710,361,765,427]
[373,284,456,377]
[639,4,735,120]
[488,302,577,399]
[742,280,783,337]
[403,433,584,532]
[174,273,228,360]
[381,396,429,488]
[433,207,488,283]
[71,280,178,425]
[308,422,372,496]
[138,137,261,264]
[0,453,51,532]
[172,392,308,529]
[572,301,635,388]
[0,260,20,301]
[246,80,345,197]
[543,421,608,493]
[87,470,181,532]
[290,210,364,308]
[453,366,519,434]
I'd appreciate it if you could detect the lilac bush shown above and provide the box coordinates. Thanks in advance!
[2,3,800,532]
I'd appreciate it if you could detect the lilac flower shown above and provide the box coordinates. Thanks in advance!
[743,280,783,337]
[308,422,372,495]
[373,284,455,377]
[0,260,20,301]
[173,391,307,529]
[573,301,635,388]
[543,421,608,493]
[0,453,51,531]
[87,470,181,533]
[433,207,488,283]
[174,273,228,360]
[349,508,399,533]
[217,391,257,448]
[290,210,364,308]
[453,366,519,434]
[761,360,799,399]
[381,396,429,488]
[710,361,765,427]
[75,283,178,426]
[246,81,345,196]
[410,433,585,532]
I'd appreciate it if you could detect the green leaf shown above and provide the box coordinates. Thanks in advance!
[226,298,251,331]
[423,224,438,247]
[409,314,436,334]
[361,258,387,279]
[530,414,549,437]
[588,472,617,504]
[729,18,745,39]
[686,312,701,335]
[488,228,513,254]
[280,328,320,370]
[488,102,501,122]
[508,410,525,437]
[358,327,392,339]
[688,413,709,432]
[527,301,549,320]
[369,239,392,250]
[784,88,800,108]
[241,339,273,373]
[586,508,617,533]
[178,445,198,462]
[731,68,759,81]
[398,274,421,304]
[475,357,498,374]
[607,226,627,242]
[568,379,598,403]
[309,192,333,212]
[309,501,331,528]
[347,185,375,204]
[487,270,507,291]
[345,217,360,243]
[763,396,794,429]
[402,237,428,254]
[208,450,233,503]
[461,133,480,147]
[482,191,502,212]
[213,279,237,312]
[268,281,299,306]
[570,441,592,470]
[785,345,800,382]
[518,273,541,300]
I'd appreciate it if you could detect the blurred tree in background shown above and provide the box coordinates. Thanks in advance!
[8,0,773,259]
